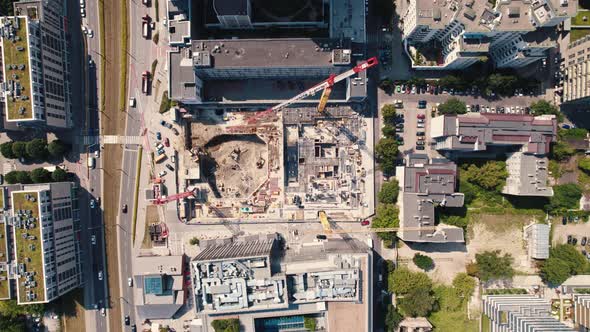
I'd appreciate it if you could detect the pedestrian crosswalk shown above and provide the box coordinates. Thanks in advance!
[81,135,143,145]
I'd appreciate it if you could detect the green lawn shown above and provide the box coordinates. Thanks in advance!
[570,29,590,42]
[0,221,8,299]
[2,17,33,120]
[12,191,44,303]
[572,11,590,26]
[481,314,491,332]
[429,310,478,331]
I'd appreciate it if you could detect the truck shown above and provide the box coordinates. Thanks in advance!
[142,71,150,94]
[88,157,96,169]
[155,153,167,163]
[142,15,150,39]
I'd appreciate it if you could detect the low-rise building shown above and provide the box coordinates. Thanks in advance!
[0,182,81,304]
[133,255,186,320]
[523,223,550,260]
[482,295,574,331]
[396,154,465,243]
[190,234,372,332]
[431,113,556,197]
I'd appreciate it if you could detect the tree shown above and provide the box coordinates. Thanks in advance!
[461,161,508,191]
[389,267,432,295]
[211,319,239,332]
[385,305,403,332]
[559,128,588,139]
[15,171,31,184]
[47,140,69,158]
[382,104,397,125]
[486,74,518,96]
[452,273,476,301]
[4,171,18,185]
[438,75,463,90]
[372,204,399,241]
[546,183,583,213]
[379,79,394,92]
[541,257,573,285]
[382,125,397,139]
[437,98,467,115]
[579,158,590,174]
[398,287,436,317]
[0,142,15,159]
[378,180,399,204]
[189,237,199,246]
[474,250,514,282]
[30,168,50,183]
[51,168,68,182]
[375,138,398,174]
[25,139,47,160]
[413,253,434,271]
[530,100,563,122]
[0,316,26,332]
[303,317,317,332]
[551,141,575,161]
[11,142,27,159]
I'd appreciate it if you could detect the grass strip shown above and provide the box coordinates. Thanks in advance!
[131,147,143,243]
[119,0,129,112]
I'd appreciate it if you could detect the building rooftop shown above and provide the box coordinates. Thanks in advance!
[431,114,557,155]
[503,152,553,197]
[194,238,275,261]
[524,223,550,259]
[213,0,248,16]
[396,155,465,243]
[12,190,44,303]
[0,220,9,299]
[190,38,339,69]
[133,255,185,319]
[0,17,34,121]
[330,0,366,43]
[168,49,196,101]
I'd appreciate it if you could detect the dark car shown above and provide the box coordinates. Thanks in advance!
[159,120,167,127]
[568,235,573,244]
[416,146,425,150]
[131,325,137,332]
[316,234,327,240]
[124,315,130,326]
[562,216,567,225]
[122,204,128,213]
[165,164,175,171]
[573,237,578,245]
[583,237,587,246]
[416,131,426,136]
[172,128,179,135]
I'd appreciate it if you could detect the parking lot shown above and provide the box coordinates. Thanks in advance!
[552,218,590,260]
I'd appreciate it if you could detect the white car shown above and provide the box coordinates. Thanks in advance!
[171,155,176,163]
[417,123,425,128]
[158,170,167,177]
[91,235,96,245]
[129,97,136,108]
[100,308,106,317]
[81,8,86,17]
[94,150,99,158]
[128,278,133,287]
[88,29,94,38]
[98,271,103,281]
[82,26,87,34]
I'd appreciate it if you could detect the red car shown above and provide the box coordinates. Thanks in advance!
[361,220,370,226]
[417,114,426,119]
[164,137,170,147]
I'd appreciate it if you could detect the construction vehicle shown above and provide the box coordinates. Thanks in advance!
[142,71,150,94]
[153,189,196,205]
[246,57,378,124]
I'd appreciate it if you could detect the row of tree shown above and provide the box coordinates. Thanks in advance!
[5,168,68,185]
[0,139,69,161]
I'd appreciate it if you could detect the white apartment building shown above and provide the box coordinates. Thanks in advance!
[562,35,590,104]
[0,182,81,304]
[400,0,575,70]
[0,0,72,130]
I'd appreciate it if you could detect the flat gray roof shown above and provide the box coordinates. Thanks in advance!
[503,153,553,197]
[194,238,274,261]
[190,38,339,69]
[169,49,196,100]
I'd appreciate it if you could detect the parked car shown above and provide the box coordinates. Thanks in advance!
[124,315,130,326]
[316,234,327,240]
[164,137,170,147]
[417,123,425,128]
[91,235,96,245]
[361,220,370,226]
[100,308,106,317]
[158,170,167,177]
[90,199,96,209]
[122,204,128,213]
[128,278,133,287]
[98,271,103,281]
[416,141,425,146]
[165,164,175,171]
[416,146,425,150]
[417,114,425,119]
[567,235,573,244]
[156,132,162,140]
[583,237,587,246]
[416,131,425,136]
[573,237,578,245]
[562,216,567,225]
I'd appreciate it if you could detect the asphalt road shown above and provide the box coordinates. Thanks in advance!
[113,0,159,330]
[64,0,109,330]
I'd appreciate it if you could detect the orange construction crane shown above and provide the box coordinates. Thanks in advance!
[246,57,378,124]
[153,189,196,205]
